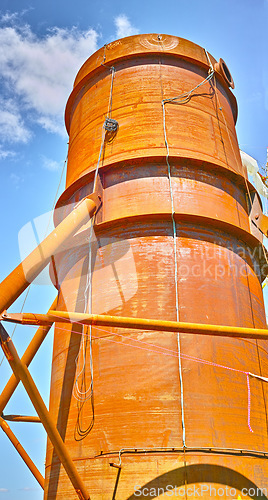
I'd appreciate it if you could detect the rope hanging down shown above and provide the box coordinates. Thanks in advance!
[73,63,117,404]
[161,48,215,448]
[162,103,186,447]
[162,52,214,105]
[160,69,185,450]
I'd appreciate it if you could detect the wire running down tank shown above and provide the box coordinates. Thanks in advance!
[45,34,268,498]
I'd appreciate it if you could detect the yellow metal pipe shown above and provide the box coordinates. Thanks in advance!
[3,414,41,423]
[2,312,53,326]
[49,311,268,340]
[4,309,268,340]
[0,195,97,315]
[0,297,57,415]
[0,324,90,500]
[0,415,44,488]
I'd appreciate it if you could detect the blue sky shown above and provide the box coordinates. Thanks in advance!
[0,0,268,499]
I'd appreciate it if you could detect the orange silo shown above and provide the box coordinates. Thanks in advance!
[44,34,268,498]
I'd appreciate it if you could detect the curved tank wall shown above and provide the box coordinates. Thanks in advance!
[44,34,268,499]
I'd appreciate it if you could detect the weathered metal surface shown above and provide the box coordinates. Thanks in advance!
[65,49,241,187]
[46,34,268,498]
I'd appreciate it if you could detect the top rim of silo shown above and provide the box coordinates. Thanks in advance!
[65,33,237,132]
[74,34,217,86]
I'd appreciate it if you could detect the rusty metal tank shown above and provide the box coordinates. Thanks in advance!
[45,34,268,498]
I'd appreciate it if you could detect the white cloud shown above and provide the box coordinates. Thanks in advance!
[0,98,31,143]
[0,145,16,160]
[0,11,19,24]
[18,487,39,491]
[0,18,99,143]
[42,156,62,171]
[114,14,139,39]
[37,115,67,137]
[0,12,139,157]
[0,488,9,492]
[0,9,32,24]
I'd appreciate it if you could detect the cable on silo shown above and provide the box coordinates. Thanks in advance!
[157,46,186,449]
[160,49,216,449]
[161,100,186,449]
[73,64,117,408]
[162,53,214,106]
